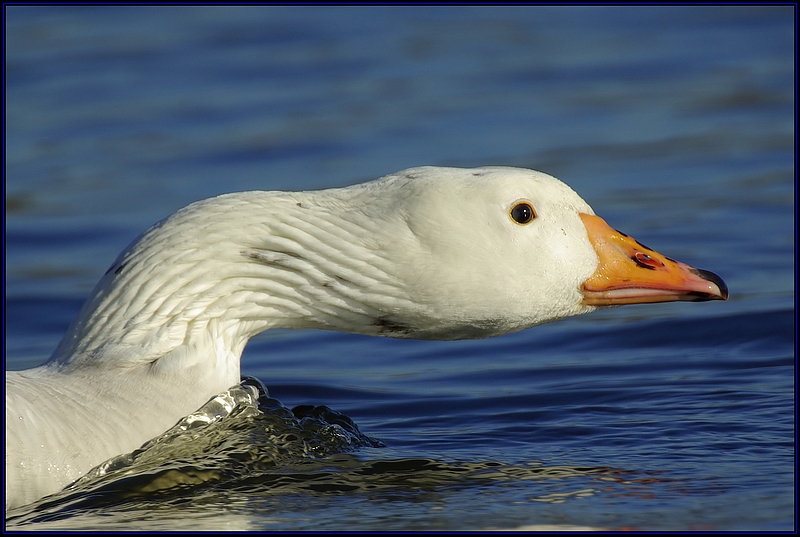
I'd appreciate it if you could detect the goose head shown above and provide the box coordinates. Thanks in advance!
[350,166,727,339]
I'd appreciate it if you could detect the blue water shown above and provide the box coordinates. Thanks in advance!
[4,5,795,531]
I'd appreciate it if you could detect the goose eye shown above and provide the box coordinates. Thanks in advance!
[509,202,536,225]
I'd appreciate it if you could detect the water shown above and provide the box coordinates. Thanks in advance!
[4,6,794,531]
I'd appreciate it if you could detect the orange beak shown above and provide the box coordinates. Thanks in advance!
[580,213,728,306]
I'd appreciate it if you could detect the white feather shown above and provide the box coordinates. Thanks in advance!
[5,166,600,510]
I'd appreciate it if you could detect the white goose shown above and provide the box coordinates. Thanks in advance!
[5,166,727,511]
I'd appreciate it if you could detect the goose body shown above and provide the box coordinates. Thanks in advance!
[5,166,727,511]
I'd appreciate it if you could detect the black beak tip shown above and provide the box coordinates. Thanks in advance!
[695,268,729,301]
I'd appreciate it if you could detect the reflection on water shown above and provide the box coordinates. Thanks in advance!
[6,376,655,531]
